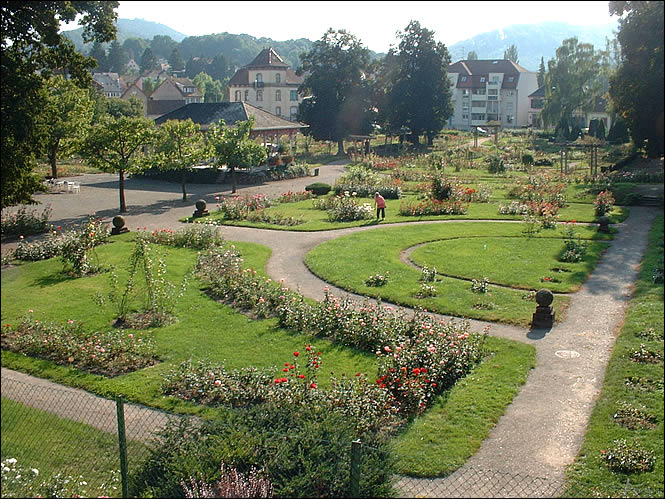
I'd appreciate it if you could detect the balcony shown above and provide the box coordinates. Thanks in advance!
[253,81,264,89]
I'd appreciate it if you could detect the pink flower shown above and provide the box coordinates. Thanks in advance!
[29,309,33,313]
[214,380,221,386]
[128,333,133,338]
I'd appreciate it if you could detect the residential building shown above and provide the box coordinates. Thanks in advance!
[121,82,148,117]
[91,72,127,98]
[228,47,304,121]
[528,86,612,131]
[446,59,539,130]
[146,77,203,120]
[125,58,140,73]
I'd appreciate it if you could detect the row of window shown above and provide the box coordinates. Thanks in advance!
[234,89,299,102]
[254,73,281,84]
[460,113,514,124]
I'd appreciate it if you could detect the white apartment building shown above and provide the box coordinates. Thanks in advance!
[446,60,539,130]
[228,47,304,121]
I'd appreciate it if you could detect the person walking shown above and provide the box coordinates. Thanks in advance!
[374,192,386,221]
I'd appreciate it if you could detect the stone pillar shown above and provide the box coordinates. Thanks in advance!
[111,215,130,235]
[532,289,555,328]
[597,215,610,233]
[192,199,209,218]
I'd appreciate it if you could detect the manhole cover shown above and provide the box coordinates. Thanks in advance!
[555,350,580,359]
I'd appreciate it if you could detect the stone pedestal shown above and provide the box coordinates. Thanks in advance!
[110,215,129,235]
[532,289,555,328]
[597,215,610,233]
[192,199,209,218]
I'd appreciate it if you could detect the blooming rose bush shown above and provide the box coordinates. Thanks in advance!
[217,194,271,220]
[1,315,157,376]
[1,204,52,236]
[365,271,390,287]
[138,224,225,249]
[399,198,468,216]
[594,190,615,216]
[276,190,314,204]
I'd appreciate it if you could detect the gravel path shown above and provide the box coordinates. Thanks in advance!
[1,151,660,496]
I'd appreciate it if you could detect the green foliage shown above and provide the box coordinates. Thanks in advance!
[139,47,158,73]
[486,154,506,173]
[1,205,52,236]
[304,182,331,195]
[298,29,374,154]
[1,1,118,208]
[379,21,453,145]
[503,44,519,63]
[107,40,128,73]
[609,1,664,157]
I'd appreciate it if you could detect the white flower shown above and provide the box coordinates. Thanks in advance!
[31,468,39,475]
[6,458,16,464]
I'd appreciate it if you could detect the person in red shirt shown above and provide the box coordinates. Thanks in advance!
[374,192,386,221]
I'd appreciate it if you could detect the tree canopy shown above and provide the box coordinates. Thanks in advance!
[298,29,374,155]
[378,20,453,145]
[608,0,664,157]
[1,1,118,208]
[208,118,267,194]
[503,44,519,64]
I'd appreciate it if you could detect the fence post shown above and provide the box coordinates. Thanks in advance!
[350,439,361,498]
[116,396,129,498]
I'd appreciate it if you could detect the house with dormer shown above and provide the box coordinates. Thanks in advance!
[121,82,148,117]
[228,47,304,121]
[92,72,127,98]
[446,59,539,130]
[146,77,203,119]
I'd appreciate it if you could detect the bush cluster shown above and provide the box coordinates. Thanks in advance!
[1,204,53,236]
[313,193,373,222]
[1,316,157,376]
[365,271,390,287]
[399,198,468,216]
[276,191,314,204]
[138,224,225,249]
[560,224,588,263]
[216,194,272,220]
[594,190,615,217]
[304,182,331,195]
[600,439,656,473]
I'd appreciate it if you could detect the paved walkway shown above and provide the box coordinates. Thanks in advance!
[1,156,660,496]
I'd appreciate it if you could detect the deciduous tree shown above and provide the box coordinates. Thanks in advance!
[504,44,519,64]
[140,47,158,73]
[107,40,128,74]
[380,20,453,145]
[208,118,267,194]
[298,29,374,155]
[78,116,154,212]
[153,119,209,201]
[1,1,118,208]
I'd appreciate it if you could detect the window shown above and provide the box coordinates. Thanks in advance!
[462,89,469,95]
[244,90,249,101]
[472,88,486,95]
[492,76,500,82]
[480,77,486,83]
[507,76,514,82]
[487,101,499,113]
[275,73,281,84]
[488,89,498,95]
[461,76,467,82]
[462,103,470,112]
[462,114,469,120]
[275,106,281,116]
[275,90,281,101]
[290,106,298,120]
[256,90,263,101]
[505,101,513,111]
[256,73,263,83]
[471,113,486,121]
[290,90,298,101]
[234,90,241,101]
[506,115,514,124]
[472,100,486,108]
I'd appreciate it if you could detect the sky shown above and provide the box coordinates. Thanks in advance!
[66,1,618,53]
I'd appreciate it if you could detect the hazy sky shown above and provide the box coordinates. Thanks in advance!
[67,1,618,53]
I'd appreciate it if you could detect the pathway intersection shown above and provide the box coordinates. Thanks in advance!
[1,155,660,497]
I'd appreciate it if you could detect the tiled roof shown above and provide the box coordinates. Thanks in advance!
[92,72,126,93]
[148,100,186,118]
[154,102,306,131]
[246,48,289,68]
[449,59,529,89]
[529,85,547,98]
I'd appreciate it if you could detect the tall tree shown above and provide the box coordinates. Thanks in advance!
[168,47,185,73]
[208,118,267,194]
[153,119,209,201]
[503,44,519,63]
[1,1,118,209]
[186,56,210,79]
[107,40,128,74]
[208,54,232,81]
[140,47,158,74]
[608,1,664,157]
[89,41,108,71]
[537,57,546,87]
[380,20,453,145]
[122,37,149,62]
[541,38,603,129]
[41,76,94,179]
[467,51,478,60]
[298,29,374,155]
[78,116,154,212]
[150,35,177,60]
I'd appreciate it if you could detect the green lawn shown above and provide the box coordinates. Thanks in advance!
[563,215,664,497]
[305,222,613,326]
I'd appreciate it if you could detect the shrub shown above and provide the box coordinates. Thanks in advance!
[245,211,304,226]
[601,439,656,473]
[131,404,395,499]
[560,225,588,262]
[1,204,52,236]
[1,317,157,377]
[417,283,437,298]
[420,265,437,282]
[612,402,658,430]
[486,154,506,174]
[471,277,490,294]
[325,194,373,222]
[594,191,615,217]
[276,191,314,204]
[59,216,109,277]
[399,199,468,216]
[181,463,273,498]
[365,271,390,287]
[521,152,534,166]
[629,344,663,364]
[269,162,311,180]
[138,225,224,249]
[217,194,271,220]
[305,182,331,195]
[431,175,455,200]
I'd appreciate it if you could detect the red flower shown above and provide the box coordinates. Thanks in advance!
[294,351,299,357]
[310,383,317,389]
[297,374,305,379]
[281,377,287,383]
[274,379,281,384]
[283,368,289,372]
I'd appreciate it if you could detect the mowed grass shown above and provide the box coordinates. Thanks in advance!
[563,215,664,496]
[305,222,613,326]
[1,231,536,478]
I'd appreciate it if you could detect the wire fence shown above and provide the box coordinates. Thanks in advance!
[1,374,661,498]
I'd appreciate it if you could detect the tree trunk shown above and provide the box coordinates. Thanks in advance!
[181,170,187,201]
[336,140,344,156]
[119,169,127,213]
[49,141,59,179]
[231,166,237,194]
[427,134,434,146]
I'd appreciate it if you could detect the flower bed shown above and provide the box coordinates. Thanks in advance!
[1,316,157,377]
[216,194,272,220]
[399,198,468,216]
[137,224,225,249]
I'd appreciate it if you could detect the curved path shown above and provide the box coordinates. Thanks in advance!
[1,157,660,496]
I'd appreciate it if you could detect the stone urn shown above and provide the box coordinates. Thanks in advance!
[597,215,610,233]
[532,288,555,328]
[192,199,209,218]
[111,215,129,235]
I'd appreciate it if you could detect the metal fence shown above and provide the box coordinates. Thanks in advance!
[1,375,661,498]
